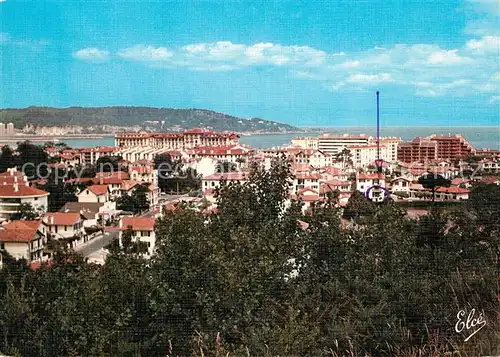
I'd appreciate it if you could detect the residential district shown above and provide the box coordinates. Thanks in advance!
[0,127,499,268]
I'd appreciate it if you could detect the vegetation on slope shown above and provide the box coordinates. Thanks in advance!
[0,106,300,132]
[0,159,498,357]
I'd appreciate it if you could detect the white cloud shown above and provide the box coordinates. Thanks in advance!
[488,95,500,104]
[465,35,500,53]
[346,73,393,83]
[118,45,173,62]
[73,48,110,62]
[179,41,327,68]
[426,49,474,65]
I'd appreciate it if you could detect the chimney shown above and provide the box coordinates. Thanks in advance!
[50,216,54,225]
[13,183,19,192]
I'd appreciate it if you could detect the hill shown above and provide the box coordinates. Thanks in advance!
[0,106,300,133]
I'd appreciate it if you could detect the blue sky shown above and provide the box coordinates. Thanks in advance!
[0,0,498,127]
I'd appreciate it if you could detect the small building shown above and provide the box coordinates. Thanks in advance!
[0,220,45,262]
[42,212,87,248]
[119,216,156,257]
[356,173,387,202]
[77,184,110,203]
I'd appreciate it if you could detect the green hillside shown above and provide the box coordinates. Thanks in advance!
[0,106,300,133]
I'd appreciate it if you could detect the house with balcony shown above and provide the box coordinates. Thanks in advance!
[0,182,49,222]
[293,172,321,194]
[0,220,46,263]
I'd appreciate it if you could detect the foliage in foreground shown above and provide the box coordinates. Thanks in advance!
[0,159,498,357]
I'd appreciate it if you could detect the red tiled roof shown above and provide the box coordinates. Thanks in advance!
[86,185,109,196]
[0,170,25,178]
[0,220,41,242]
[297,187,319,196]
[131,167,152,174]
[451,178,470,186]
[0,175,28,184]
[95,171,130,180]
[358,173,385,180]
[43,212,82,226]
[121,217,155,231]
[436,186,470,194]
[0,183,49,198]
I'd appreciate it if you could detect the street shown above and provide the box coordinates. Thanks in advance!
[74,231,119,262]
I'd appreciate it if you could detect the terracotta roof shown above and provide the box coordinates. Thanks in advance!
[0,175,28,184]
[297,187,319,196]
[0,183,49,198]
[131,167,152,174]
[0,220,41,242]
[86,185,109,196]
[358,173,385,180]
[60,202,104,220]
[0,169,25,178]
[121,217,155,231]
[451,178,470,186]
[43,212,82,226]
[95,171,130,180]
[436,186,469,194]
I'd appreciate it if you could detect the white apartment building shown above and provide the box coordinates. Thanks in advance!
[291,137,319,150]
[347,144,390,168]
[0,182,49,222]
[318,134,373,155]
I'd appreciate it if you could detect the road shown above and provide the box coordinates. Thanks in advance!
[74,231,119,258]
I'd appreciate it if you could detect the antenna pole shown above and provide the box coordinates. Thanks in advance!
[376,91,381,173]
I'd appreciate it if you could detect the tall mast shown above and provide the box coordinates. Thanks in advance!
[376,91,381,173]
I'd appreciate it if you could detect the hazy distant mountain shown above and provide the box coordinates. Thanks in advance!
[0,106,301,133]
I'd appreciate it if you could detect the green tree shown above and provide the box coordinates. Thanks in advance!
[418,173,451,202]
[342,190,376,221]
[0,145,20,174]
[11,202,41,220]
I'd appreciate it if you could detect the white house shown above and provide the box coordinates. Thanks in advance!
[119,216,156,257]
[202,172,248,191]
[77,185,110,203]
[356,173,387,202]
[42,212,86,247]
[0,220,45,262]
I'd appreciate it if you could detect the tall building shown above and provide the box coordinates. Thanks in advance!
[347,144,390,168]
[380,137,402,163]
[6,123,14,136]
[115,128,239,149]
[0,123,4,136]
[317,134,373,155]
[398,134,476,163]
[428,134,476,160]
[397,137,438,163]
[291,137,319,150]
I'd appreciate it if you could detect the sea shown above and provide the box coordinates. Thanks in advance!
[57,126,500,150]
